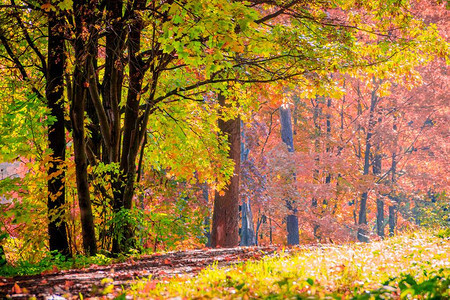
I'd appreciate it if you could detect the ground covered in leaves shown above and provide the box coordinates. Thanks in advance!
[1,232,449,299]
[0,246,279,299]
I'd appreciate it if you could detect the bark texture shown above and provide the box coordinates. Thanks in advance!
[211,94,241,247]
[240,200,256,246]
[70,1,97,255]
[280,105,299,245]
[46,13,70,257]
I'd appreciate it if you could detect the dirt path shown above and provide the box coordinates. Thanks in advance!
[0,246,280,299]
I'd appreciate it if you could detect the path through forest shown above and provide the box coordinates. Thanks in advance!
[0,246,280,299]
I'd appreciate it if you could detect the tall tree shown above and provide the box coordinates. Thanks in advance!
[211,94,241,247]
[70,0,98,255]
[0,4,71,256]
[280,104,299,245]
[240,122,256,246]
[357,82,379,243]
[46,10,70,256]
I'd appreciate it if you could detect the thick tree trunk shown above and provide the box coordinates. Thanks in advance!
[71,2,97,256]
[286,214,300,245]
[46,13,70,257]
[280,105,299,245]
[280,105,294,152]
[211,94,240,248]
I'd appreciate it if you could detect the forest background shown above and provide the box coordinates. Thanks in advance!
[0,0,448,265]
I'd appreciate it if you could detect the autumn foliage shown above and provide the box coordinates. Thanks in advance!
[0,0,448,266]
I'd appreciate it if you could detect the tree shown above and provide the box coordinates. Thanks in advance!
[46,10,70,256]
[279,104,300,245]
[211,95,241,248]
[0,3,71,256]
[240,121,256,246]
[0,0,446,256]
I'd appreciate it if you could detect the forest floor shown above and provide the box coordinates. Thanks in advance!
[1,232,449,299]
[0,245,281,299]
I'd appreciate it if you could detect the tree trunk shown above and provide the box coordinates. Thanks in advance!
[377,198,385,238]
[389,115,398,237]
[388,204,396,237]
[286,214,300,245]
[211,94,240,248]
[311,98,321,239]
[71,2,97,256]
[357,86,378,243]
[102,0,124,163]
[325,98,331,187]
[240,199,256,246]
[373,135,384,238]
[280,105,299,245]
[240,123,255,246]
[112,0,147,253]
[46,13,70,257]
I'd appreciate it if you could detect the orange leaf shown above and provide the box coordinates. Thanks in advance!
[64,280,74,290]
[41,3,53,11]
[12,283,22,294]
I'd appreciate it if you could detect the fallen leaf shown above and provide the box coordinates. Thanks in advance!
[12,282,22,294]
[64,280,74,290]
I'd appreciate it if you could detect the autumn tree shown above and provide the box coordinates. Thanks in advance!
[0,0,447,256]
[0,3,71,256]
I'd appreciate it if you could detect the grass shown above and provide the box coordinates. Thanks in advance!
[127,231,450,299]
[0,252,114,277]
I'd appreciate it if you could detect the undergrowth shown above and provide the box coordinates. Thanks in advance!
[0,252,114,277]
[127,231,450,299]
